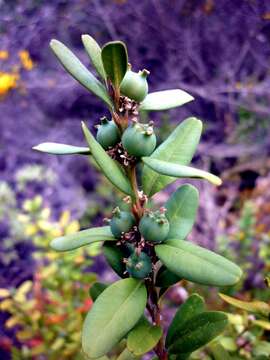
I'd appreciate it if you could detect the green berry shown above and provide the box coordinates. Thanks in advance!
[139,209,170,243]
[96,117,120,149]
[110,207,136,238]
[122,122,156,157]
[126,252,152,279]
[120,69,149,102]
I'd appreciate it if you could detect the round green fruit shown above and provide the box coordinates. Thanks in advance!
[139,210,170,243]
[126,252,152,279]
[122,122,156,157]
[110,207,136,238]
[96,116,120,149]
[120,69,149,102]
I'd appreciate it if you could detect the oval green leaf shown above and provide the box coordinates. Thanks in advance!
[139,89,194,111]
[82,34,106,80]
[166,294,205,347]
[165,184,199,240]
[89,282,108,302]
[156,240,242,287]
[103,243,127,278]
[142,157,222,186]
[50,226,115,252]
[142,117,202,196]
[127,317,162,356]
[168,311,228,354]
[219,293,270,318]
[33,142,90,155]
[82,278,147,358]
[101,41,128,88]
[50,39,112,107]
[82,122,133,196]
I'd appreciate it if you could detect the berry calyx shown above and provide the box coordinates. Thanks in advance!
[110,207,136,238]
[139,208,170,243]
[122,122,156,157]
[125,251,152,279]
[120,69,149,103]
[96,116,120,149]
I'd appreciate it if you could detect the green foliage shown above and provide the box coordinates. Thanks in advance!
[164,184,199,239]
[50,226,115,251]
[142,157,222,186]
[33,142,90,155]
[82,34,106,80]
[34,35,245,360]
[127,317,163,356]
[156,240,242,286]
[166,294,205,347]
[142,117,202,196]
[82,278,147,358]
[50,39,112,107]
[101,41,128,88]
[139,89,194,111]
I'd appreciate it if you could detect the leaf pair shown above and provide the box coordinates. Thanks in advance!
[166,294,228,355]
[156,240,242,287]
[82,278,147,358]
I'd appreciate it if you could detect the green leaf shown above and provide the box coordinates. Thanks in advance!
[116,348,138,360]
[166,294,205,347]
[127,317,162,356]
[165,184,199,240]
[82,34,106,80]
[168,311,228,354]
[50,226,115,252]
[101,41,128,88]
[219,293,270,318]
[82,278,147,358]
[50,39,112,107]
[156,240,242,287]
[81,122,133,196]
[142,117,202,196]
[89,282,108,301]
[32,142,90,155]
[139,89,194,111]
[210,343,233,360]
[142,158,222,186]
[103,243,127,278]
[155,266,182,288]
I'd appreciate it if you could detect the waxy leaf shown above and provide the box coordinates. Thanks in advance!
[33,142,90,155]
[82,34,106,80]
[89,282,108,302]
[139,89,194,111]
[166,294,205,347]
[117,348,138,360]
[50,226,115,252]
[142,157,222,186]
[127,317,162,356]
[210,343,232,360]
[50,39,112,107]
[82,122,133,196]
[156,240,242,287]
[103,243,127,278]
[165,184,199,240]
[82,278,147,358]
[101,41,128,88]
[142,117,202,196]
[168,311,228,354]
[155,266,182,288]
[219,293,270,318]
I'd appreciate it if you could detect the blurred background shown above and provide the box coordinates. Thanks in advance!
[0,0,270,359]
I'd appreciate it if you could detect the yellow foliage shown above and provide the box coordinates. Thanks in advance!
[5,316,22,329]
[0,72,18,96]
[14,281,33,303]
[19,50,34,70]
[0,50,9,59]
[0,299,13,311]
[0,288,11,298]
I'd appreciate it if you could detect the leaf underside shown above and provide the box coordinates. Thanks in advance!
[142,117,202,196]
[32,142,90,155]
